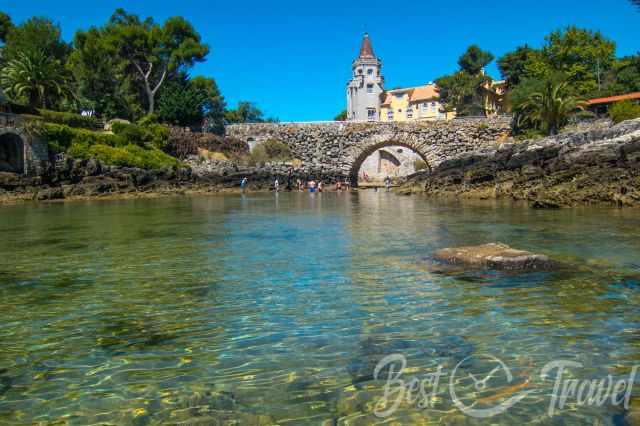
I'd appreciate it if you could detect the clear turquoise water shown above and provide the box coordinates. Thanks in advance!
[0,192,639,425]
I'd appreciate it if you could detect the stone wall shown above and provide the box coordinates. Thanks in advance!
[0,113,48,176]
[226,117,511,183]
[400,118,640,207]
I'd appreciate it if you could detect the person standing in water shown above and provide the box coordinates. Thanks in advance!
[240,177,248,193]
[308,179,317,193]
[274,178,280,192]
[318,181,323,193]
[384,176,392,192]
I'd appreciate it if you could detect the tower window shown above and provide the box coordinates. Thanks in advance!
[367,68,373,75]
[367,84,374,93]
[367,108,376,121]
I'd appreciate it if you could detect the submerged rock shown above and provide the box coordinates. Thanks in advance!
[432,243,555,271]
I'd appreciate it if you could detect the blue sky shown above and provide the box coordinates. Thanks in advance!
[3,0,639,121]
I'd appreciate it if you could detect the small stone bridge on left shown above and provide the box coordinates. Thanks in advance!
[0,113,48,176]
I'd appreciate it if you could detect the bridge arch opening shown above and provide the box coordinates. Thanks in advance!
[349,141,431,187]
[0,132,24,174]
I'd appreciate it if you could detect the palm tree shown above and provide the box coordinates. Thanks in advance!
[517,80,586,135]
[0,49,73,109]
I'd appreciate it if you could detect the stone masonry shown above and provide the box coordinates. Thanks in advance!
[225,117,511,184]
[0,113,49,176]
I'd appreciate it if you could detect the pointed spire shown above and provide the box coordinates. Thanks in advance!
[358,33,376,59]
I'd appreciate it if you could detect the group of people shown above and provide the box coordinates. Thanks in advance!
[239,177,353,193]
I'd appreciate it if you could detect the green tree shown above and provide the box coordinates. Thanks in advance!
[497,45,535,86]
[157,77,207,128]
[457,45,494,76]
[334,110,347,121]
[225,101,268,123]
[540,27,616,95]
[602,55,640,95]
[102,9,209,114]
[2,17,70,62]
[0,12,13,44]
[69,27,140,119]
[1,49,73,108]
[436,71,489,116]
[435,45,494,116]
[516,80,586,135]
[191,76,225,134]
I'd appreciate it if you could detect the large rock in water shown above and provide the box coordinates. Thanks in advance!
[432,243,554,271]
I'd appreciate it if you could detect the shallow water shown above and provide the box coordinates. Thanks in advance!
[0,192,639,425]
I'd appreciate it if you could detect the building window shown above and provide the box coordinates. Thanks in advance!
[397,109,402,113]
[407,108,413,119]
[431,102,437,112]
[421,102,428,112]
[367,68,373,75]
[387,110,394,120]
[367,108,376,121]
[367,84,374,93]
[358,68,363,74]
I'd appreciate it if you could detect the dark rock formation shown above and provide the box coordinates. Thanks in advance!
[402,118,640,207]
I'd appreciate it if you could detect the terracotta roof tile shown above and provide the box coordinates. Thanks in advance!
[358,33,376,59]
[409,84,440,102]
[587,92,640,105]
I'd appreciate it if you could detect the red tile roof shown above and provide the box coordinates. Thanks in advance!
[587,92,640,105]
[358,33,376,59]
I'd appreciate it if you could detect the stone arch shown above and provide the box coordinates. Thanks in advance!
[348,140,431,186]
[0,131,25,174]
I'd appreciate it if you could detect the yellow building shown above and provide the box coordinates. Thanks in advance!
[482,79,509,115]
[379,83,455,122]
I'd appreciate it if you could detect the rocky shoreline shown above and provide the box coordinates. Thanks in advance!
[3,118,640,207]
[398,118,640,208]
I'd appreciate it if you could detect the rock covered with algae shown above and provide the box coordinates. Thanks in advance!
[431,243,556,271]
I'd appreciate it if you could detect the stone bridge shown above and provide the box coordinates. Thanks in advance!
[0,113,48,176]
[226,117,511,184]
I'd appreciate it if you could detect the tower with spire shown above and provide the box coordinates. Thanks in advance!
[346,33,384,121]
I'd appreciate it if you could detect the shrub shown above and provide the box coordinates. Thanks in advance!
[609,100,640,124]
[111,121,169,149]
[68,142,180,169]
[41,123,121,152]
[38,109,100,129]
[220,136,249,156]
[262,139,292,160]
[246,139,292,166]
[41,123,179,169]
[165,127,249,160]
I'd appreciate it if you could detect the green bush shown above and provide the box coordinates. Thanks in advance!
[609,100,640,124]
[262,139,292,160]
[41,123,121,152]
[38,109,100,129]
[111,121,169,149]
[67,142,180,169]
[247,139,292,166]
[42,123,178,169]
